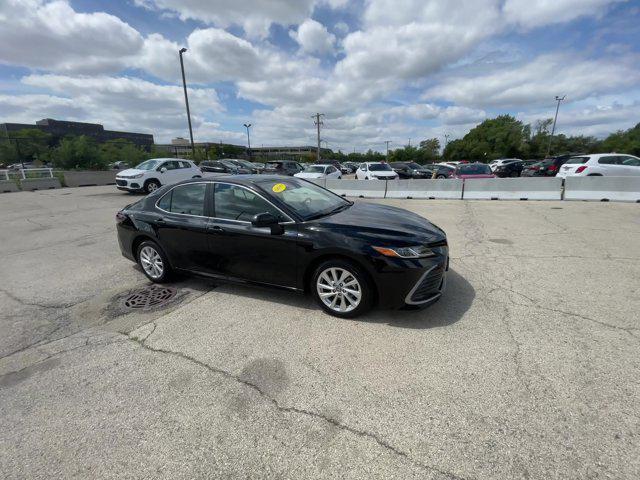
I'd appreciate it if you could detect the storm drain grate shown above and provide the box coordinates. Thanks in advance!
[122,286,178,310]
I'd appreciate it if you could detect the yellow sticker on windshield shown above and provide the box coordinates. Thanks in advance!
[272,183,286,193]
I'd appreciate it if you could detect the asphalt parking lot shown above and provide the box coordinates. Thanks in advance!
[1,186,639,479]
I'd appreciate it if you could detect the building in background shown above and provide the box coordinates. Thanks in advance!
[155,137,333,161]
[0,119,154,149]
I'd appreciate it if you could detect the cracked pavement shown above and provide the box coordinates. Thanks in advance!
[1,186,639,479]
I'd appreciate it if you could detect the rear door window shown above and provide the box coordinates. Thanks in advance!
[565,157,589,164]
[163,183,206,216]
[598,156,620,165]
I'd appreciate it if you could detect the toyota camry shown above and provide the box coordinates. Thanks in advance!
[116,176,448,318]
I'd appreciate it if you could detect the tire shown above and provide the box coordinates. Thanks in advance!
[311,259,373,318]
[137,240,172,283]
[436,174,446,179]
[144,179,161,194]
[509,171,519,177]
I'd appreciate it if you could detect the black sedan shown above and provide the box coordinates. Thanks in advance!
[390,162,435,179]
[116,176,448,318]
[493,160,524,177]
[200,160,251,175]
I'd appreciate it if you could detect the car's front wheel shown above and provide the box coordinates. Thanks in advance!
[144,179,161,194]
[311,260,373,318]
[137,240,171,282]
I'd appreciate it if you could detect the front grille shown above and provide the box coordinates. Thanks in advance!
[410,263,445,303]
[116,179,127,186]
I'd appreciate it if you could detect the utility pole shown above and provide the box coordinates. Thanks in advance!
[547,95,566,156]
[312,113,324,162]
[385,140,391,160]
[178,48,195,156]
[408,138,411,147]
[243,123,252,159]
[444,134,450,148]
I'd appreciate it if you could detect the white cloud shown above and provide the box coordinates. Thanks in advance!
[0,0,142,73]
[133,0,317,37]
[424,54,640,108]
[290,19,336,55]
[503,0,625,29]
[18,75,224,142]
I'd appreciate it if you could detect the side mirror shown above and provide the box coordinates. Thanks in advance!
[160,167,167,173]
[252,212,284,235]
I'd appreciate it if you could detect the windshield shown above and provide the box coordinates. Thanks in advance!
[457,164,492,175]
[368,163,393,171]
[304,166,326,173]
[221,161,239,169]
[256,178,350,221]
[406,162,423,169]
[135,160,161,170]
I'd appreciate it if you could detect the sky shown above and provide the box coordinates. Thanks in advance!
[0,0,639,152]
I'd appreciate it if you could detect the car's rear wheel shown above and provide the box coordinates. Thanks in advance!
[144,179,161,194]
[311,260,373,318]
[436,174,446,179]
[137,240,171,282]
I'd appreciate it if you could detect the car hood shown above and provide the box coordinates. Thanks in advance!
[314,202,446,244]
[295,172,324,178]
[116,168,146,177]
[369,171,397,176]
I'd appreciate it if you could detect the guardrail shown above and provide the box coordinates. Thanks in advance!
[1,173,639,202]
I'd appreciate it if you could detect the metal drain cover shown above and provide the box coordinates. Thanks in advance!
[122,285,178,310]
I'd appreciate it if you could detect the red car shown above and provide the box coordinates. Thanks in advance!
[453,163,495,179]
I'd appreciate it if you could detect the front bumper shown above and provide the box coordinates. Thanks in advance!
[369,249,449,309]
[116,178,143,191]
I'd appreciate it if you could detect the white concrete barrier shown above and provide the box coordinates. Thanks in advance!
[0,180,19,193]
[462,177,563,200]
[325,179,386,198]
[564,176,640,202]
[63,170,117,187]
[20,178,62,191]
[306,178,326,188]
[385,179,464,199]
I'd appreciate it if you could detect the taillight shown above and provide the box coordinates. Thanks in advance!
[575,166,588,174]
[531,165,539,170]
[547,165,558,172]
[116,211,127,224]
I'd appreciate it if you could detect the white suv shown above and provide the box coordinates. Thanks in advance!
[355,162,399,180]
[116,158,202,193]
[557,154,640,178]
[489,158,522,172]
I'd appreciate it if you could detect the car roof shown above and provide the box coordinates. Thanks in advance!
[174,175,294,188]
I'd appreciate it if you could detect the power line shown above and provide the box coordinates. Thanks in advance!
[312,113,324,162]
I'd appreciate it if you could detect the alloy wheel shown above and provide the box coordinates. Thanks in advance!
[140,245,164,279]
[147,182,158,192]
[316,267,362,313]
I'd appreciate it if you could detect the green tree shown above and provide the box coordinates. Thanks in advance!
[418,138,441,162]
[52,136,107,170]
[598,123,640,155]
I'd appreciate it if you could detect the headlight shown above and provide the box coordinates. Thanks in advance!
[131,173,144,179]
[372,245,435,258]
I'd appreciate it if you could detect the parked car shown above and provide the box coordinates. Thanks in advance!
[338,164,350,174]
[251,161,266,172]
[294,164,342,180]
[521,154,576,177]
[109,161,129,170]
[432,164,455,179]
[556,154,640,178]
[389,162,434,179]
[200,160,251,175]
[263,161,304,176]
[488,158,521,172]
[116,158,202,194]
[225,158,262,173]
[453,163,494,179]
[355,162,399,180]
[116,176,448,318]
[343,162,358,173]
[493,160,524,177]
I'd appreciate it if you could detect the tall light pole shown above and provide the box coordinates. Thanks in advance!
[312,113,324,162]
[243,123,252,158]
[178,48,195,157]
[547,95,565,156]
[385,140,391,160]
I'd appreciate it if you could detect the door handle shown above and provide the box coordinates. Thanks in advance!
[156,217,166,224]
[208,225,224,233]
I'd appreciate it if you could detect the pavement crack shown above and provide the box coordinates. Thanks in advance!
[0,287,77,310]
[129,336,469,480]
